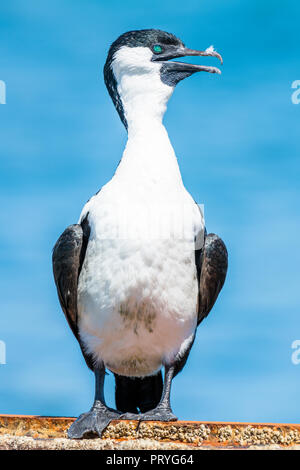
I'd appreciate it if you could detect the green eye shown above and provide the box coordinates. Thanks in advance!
[153,44,163,53]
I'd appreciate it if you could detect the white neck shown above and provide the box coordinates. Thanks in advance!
[111,47,183,186]
[114,88,183,186]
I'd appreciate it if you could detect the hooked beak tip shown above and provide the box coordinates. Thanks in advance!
[204,46,223,65]
[186,46,223,65]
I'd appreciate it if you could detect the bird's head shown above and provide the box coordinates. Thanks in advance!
[104,29,222,129]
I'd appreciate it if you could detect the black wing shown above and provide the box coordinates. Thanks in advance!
[196,233,228,325]
[52,215,93,369]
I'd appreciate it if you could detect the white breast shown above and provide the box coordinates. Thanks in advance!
[77,177,203,376]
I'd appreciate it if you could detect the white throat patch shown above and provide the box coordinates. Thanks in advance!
[111,46,173,128]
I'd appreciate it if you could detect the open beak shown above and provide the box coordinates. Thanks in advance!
[153,45,223,76]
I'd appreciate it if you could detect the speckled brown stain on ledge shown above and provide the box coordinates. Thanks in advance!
[1,414,300,449]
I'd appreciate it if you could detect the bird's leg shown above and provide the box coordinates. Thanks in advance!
[121,365,177,422]
[68,364,122,439]
[138,365,178,421]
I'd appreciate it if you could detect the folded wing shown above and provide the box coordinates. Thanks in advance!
[196,233,228,325]
[52,216,93,369]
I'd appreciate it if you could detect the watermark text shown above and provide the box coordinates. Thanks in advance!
[291,80,300,104]
[291,340,300,365]
[0,80,6,104]
[0,340,6,364]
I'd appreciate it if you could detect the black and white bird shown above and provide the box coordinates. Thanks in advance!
[52,29,228,439]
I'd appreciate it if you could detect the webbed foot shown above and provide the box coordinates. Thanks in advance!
[68,403,121,439]
[121,405,177,422]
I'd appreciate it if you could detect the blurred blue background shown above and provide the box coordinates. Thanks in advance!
[0,0,299,423]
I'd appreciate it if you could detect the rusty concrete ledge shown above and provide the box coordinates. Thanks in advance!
[1,414,300,450]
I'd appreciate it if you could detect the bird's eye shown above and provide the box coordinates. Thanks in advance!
[153,44,163,54]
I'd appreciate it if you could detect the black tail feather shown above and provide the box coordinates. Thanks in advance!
[114,372,163,413]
